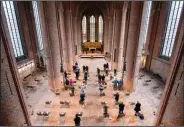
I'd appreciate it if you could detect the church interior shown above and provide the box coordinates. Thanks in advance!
[0,1,184,126]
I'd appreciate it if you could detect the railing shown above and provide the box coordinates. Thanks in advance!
[17,60,35,80]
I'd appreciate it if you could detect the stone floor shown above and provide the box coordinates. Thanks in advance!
[23,58,165,126]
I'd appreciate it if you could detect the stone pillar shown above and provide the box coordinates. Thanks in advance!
[112,9,122,70]
[95,15,99,42]
[43,1,62,91]
[124,2,143,92]
[57,3,67,70]
[87,16,90,42]
[103,17,109,54]
[133,1,153,91]
[64,9,74,71]
[118,2,128,71]
[77,17,82,54]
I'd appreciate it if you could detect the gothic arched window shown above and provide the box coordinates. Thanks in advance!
[82,16,87,42]
[90,15,95,42]
[2,1,27,62]
[32,1,44,50]
[98,15,103,42]
[161,1,183,58]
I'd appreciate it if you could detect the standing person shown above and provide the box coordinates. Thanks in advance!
[98,74,102,83]
[99,85,104,96]
[101,74,105,85]
[74,114,81,126]
[73,64,76,72]
[106,63,109,69]
[103,64,106,71]
[97,68,100,76]
[75,67,80,80]
[64,71,67,78]
[119,102,125,114]
[82,65,86,73]
[113,78,118,89]
[114,92,119,103]
[118,79,123,89]
[65,78,70,86]
[103,104,108,115]
[84,71,88,84]
[86,66,89,76]
[80,90,85,102]
[105,68,109,76]
[70,79,74,87]
[114,69,117,76]
[134,101,141,116]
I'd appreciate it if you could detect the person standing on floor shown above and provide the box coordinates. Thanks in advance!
[74,114,81,126]
[86,66,89,76]
[101,74,105,85]
[134,101,141,116]
[98,74,102,83]
[97,68,100,76]
[84,71,88,84]
[114,69,117,76]
[83,65,86,73]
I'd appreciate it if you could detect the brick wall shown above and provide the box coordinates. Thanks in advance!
[161,53,184,125]
[0,38,27,126]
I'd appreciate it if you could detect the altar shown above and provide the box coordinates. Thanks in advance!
[82,42,103,53]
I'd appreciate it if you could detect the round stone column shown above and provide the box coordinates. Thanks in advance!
[124,2,143,92]
[43,1,62,92]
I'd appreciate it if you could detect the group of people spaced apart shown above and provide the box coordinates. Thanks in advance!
[63,61,144,126]
[104,93,143,120]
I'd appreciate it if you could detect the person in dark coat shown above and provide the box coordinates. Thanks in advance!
[65,78,70,86]
[97,68,100,76]
[114,92,119,102]
[119,102,125,114]
[64,71,67,78]
[83,65,86,72]
[74,114,81,126]
[114,69,117,76]
[103,64,106,71]
[134,101,141,116]
[98,74,102,83]
[86,66,89,74]
[101,74,105,84]
[80,92,85,102]
[73,65,76,72]
[106,63,109,69]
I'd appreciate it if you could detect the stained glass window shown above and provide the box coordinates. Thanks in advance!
[90,15,95,42]
[98,15,103,42]
[82,16,87,42]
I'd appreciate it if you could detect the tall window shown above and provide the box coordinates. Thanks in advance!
[82,16,87,43]
[90,15,95,42]
[98,16,103,42]
[161,1,183,58]
[2,1,26,60]
[142,1,152,48]
[32,1,43,50]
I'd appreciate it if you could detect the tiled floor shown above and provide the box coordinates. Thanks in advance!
[23,58,165,126]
